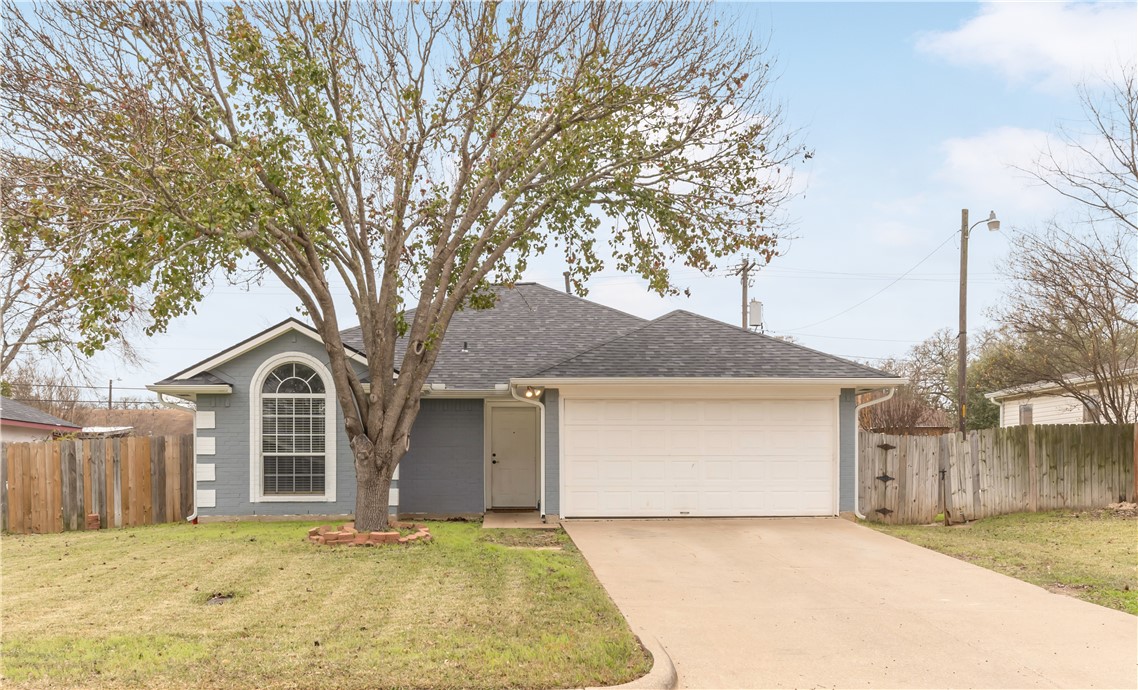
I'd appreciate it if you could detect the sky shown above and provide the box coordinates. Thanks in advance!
[83,1,1137,401]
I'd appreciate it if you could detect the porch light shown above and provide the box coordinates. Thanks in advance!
[524,386,544,398]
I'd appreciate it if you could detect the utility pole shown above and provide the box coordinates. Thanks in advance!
[732,258,755,329]
[108,379,114,410]
[957,209,969,434]
[955,208,1001,433]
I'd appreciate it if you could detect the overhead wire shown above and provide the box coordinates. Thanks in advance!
[781,229,961,333]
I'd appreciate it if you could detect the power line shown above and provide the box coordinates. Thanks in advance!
[775,332,923,344]
[7,398,160,406]
[783,230,960,333]
[2,383,152,391]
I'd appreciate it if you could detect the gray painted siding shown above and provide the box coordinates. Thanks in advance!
[195,332,368,516]
[838,388,856,512]
[543,389,559,516]
[397,398,485,515]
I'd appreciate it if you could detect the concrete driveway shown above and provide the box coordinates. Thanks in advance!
[564,518,1137,689]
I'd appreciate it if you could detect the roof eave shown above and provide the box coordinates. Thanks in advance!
[511,376,908,387]
[1,418,83,432]
[147,384,233,399]
[164,318,368,383]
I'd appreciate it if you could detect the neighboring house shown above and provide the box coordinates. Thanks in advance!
[148,283,903,520]
[0,396,82,442]
[986,373,1137,427]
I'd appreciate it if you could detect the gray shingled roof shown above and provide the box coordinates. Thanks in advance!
[1,396,81,429]
[340,283,647,389]
[532,310,897,379]
[155,282,898,390]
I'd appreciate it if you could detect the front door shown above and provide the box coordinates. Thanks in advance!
[490,406,539,508]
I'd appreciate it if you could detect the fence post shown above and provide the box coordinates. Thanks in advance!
[0,443,7,533]
[1131,424,1137,503]
[1024,408,1038,512]
[938,433,950,525]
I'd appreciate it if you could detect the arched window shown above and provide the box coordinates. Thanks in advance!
[259,362,328,496]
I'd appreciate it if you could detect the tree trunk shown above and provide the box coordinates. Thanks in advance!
[352,437,398,532]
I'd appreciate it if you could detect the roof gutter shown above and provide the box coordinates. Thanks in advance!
[146,384,233,398]
[509,384,547,522]
[853,388,896,520]
[511,376,907,387]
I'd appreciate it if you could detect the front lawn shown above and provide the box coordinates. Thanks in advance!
[1,521,650,689]
[870,509,1138,615]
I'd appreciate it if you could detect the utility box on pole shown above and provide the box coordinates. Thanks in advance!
[748,299,764,333]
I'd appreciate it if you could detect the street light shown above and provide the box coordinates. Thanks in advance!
[957,209,1000,433]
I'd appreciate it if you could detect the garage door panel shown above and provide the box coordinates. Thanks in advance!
[666,429,702,453]
[562,397,836,518]
[599,459,633,481]
[668,458,699,480]
[566,458,600,482]
[669,491,697,511]
[634,459,667,480]
[668,400,703,422]
[635,401,668,422]
[704,459,736,480]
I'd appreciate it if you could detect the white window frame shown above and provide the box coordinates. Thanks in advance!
[250,352,337,503]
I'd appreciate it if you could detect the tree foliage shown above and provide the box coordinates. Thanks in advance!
[866,328,1006,431]
[2,1,806,529]
[1,155,144,376]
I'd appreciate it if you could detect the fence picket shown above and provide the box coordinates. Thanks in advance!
[1,434,194,534]
[860,424,1134,524]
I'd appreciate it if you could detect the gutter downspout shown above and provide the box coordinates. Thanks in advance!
[853,387,896,520]
[509,385,547,523]
[158,393,198,524]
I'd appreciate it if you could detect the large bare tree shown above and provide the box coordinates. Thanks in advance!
[991,225,1137,424]
[3,2,806,529]
[990,69,1138,424]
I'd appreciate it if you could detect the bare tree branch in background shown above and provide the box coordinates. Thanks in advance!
[858,385,949,434]
[990,224,1137,424]
[987,68,1138,425]
[1029,67,1137,233]
[0,364,83,421]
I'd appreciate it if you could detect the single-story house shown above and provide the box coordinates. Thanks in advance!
[149,283,903,520]
[986,371,1137,427]
[1,396,82,442]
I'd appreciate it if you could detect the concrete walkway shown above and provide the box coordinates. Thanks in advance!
[564,518,1137,689]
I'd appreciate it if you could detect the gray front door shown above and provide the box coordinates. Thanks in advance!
[490,406,539,508]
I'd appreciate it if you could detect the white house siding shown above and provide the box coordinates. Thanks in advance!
[1000,393,1085,427]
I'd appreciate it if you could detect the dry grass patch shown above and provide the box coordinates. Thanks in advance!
[871,510,1138,615]
[2,521,649,689]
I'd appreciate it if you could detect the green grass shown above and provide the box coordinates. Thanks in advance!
[870,510,1138,615]
[1,521,650,689]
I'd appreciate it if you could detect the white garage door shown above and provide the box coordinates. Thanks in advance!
[561,398,836,517]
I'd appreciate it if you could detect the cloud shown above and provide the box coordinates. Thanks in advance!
[864,194,933,248]
[936,126,1057,219]
[916,2,1136,91]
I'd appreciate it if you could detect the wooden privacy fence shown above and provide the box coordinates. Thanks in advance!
[1,434,194,534]
[860,424,1137,525]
